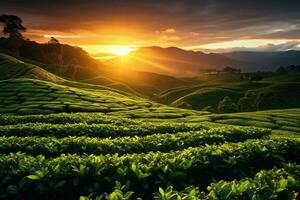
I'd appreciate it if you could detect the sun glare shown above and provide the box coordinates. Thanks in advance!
[111,46,133,57]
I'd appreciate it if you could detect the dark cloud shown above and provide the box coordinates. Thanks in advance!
[1,0,300,46]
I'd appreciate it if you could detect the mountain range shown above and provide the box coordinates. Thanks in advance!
[2,38,300,78]
[108,46,300,76]
[222,50,300,71]
[1,38,300,112]
[109,46,254,77]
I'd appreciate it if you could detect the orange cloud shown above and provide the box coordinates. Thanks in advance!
[43,34,80,39]
[160,35,181,41]
[163,28,176,34]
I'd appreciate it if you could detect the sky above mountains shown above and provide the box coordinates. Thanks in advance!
[1,0,300,56]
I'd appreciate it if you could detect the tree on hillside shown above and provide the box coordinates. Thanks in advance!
[46,37,63,64]
[222,66,241,73]
[237,91,257,112]
[0,14,26,55]
[48,37,60,45]
[218,96,237,113]
[0,14,26,39]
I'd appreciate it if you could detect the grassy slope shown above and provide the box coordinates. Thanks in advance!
[186,108,300,138]
[0,108,299,137]
[159,74,250,105]
[0,53,63,82]
[160,73,300,110]
[0,52,299,138]
[168,81,267,108]
[0,78,204,118]
[0,53,138,95]
[0,52,299,199]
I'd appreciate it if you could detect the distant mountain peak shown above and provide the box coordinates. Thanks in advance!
[113,45,255,77]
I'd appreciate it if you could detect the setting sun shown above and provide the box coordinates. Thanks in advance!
[111,46,133,57]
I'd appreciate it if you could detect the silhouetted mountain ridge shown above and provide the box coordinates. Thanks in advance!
[115,46,255,76]
[0,37,105,80]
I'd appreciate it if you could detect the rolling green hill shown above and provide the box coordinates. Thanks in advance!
[0,53,139,95]
[0,53,63,82]
[0,78,204,118]
[0,52,299,199]
[172,87,242,109]
[158,73,300,111]
[0,106,299,198]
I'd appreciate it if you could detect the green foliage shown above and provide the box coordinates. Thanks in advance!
[154,164,300,200]
[0,112,137,125]
[172,87,241,111]
[0,50,300,200]
[154,185,206,200]
[218,96,237,113]
[177,102,192,109]
[160,72,300,111]
[0,127,270,156]
[0,138,299,199]
[256,83,300,110]
[80,164,300,199]
[201,106,216,113]
[237,91,257,112]
[206,163,300,199]
[0,122,204,138]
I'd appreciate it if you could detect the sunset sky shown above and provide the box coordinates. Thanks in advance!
[1,0,300,58]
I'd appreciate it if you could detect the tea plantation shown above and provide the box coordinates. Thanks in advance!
[0,54,299,199]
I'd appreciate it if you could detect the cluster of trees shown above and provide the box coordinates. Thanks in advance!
[179,91,263,113]
[0,14,101,79]
[217,91,273,113]
[217,96,237,113]
[178,89,275,114]
[241,73,263,81]
[276,65,300,74]
[204,67,241,74]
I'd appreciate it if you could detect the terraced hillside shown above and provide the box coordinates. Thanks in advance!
[0,53,299,199]
[0,111,300,199]
[0,53,137,95]
[0,78,204,118]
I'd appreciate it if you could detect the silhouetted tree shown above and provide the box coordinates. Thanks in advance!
[48,37,60,45]
[237,91,257,112]
[45,37,63,64]
[0,14,26,55]
[0,14,26,38]
[218,96,237,113]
